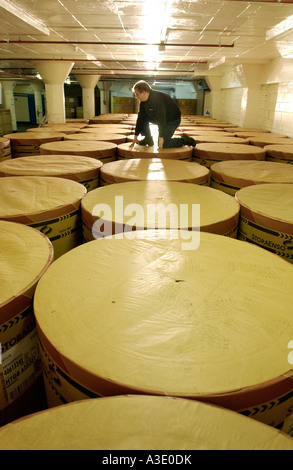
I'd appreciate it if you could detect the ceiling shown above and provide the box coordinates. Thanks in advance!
[1,0,293,85]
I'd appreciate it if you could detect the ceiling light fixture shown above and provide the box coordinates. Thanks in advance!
[0,40,234,47]
[142,0,173,63]
[0,0,50,35]
[160,0,172,43]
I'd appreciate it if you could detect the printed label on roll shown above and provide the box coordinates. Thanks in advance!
[30,209,82,259]
[0,362,9,409]
[210,177,240,196]
[266,156,293,165]
[79,177,99,192]
[238,215,293,263]
[193,155,219,168]
[13,144,41,156]
[1,331,41,408]
[0,303,42,409]
[238,388,293,428]
[30,209,79,236]
[0,146,11,161]
[40,342,100,407]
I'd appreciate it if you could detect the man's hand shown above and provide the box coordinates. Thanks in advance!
[158,137,164,149]
[129,135,139,148]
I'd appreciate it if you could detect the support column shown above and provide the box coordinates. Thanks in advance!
[30,82,45,125]
[97,81,112,114]
[31,61,74,123]
[1,81,17,131]
[75,74,100,119]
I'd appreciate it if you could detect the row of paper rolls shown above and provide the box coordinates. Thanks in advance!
[1,114,293,449]
[0,149,293,261]
[2,131,293,164]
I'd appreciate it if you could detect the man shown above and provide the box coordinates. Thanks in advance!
[130,80,196,149]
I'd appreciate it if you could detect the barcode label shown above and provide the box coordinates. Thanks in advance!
[9,372,36,401]
[0,364,9,410]
[1,330,41,405]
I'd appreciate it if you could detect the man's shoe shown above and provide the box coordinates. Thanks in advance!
[181,133,196,147]
[138,137,154,146]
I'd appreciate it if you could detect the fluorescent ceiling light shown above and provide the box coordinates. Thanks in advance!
[142,0,172,44]
[141,0,173,64]
[266,15,293,40]
[0,0,50,35]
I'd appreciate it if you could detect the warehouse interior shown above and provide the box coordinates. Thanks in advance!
[1,0,293,131]
[1,0,293,451]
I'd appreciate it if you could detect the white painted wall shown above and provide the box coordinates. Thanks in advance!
[221,88,243,125]
[206,58,293,137]
[259,83,293,136]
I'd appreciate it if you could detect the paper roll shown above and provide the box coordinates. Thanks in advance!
[0,220,53,425]
[1,395,293,449]
[34,231,293,428]
[0,176,87,258]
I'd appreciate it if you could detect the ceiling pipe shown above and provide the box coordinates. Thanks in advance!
[0,59,208,65]
[0,70,42,80]
[74,69,200,73]
[0,40,234,48]
[223,0,293,2]
[0,68,200,79]
[75,60,208,64]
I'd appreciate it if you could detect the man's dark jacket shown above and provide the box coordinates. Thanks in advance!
[135,89,181,138]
